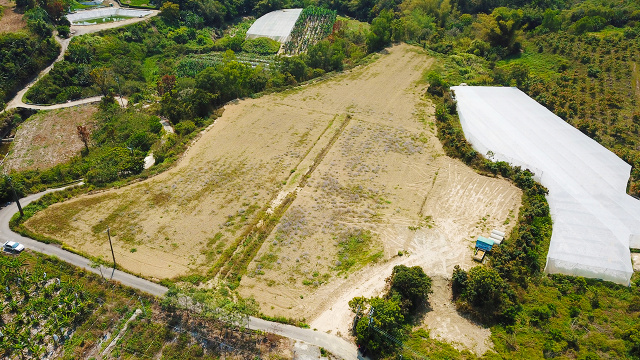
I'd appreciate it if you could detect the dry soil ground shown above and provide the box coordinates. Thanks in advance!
[25,44,522,354]
[4,104,97,171]
[633,253,640,272]
[0,0,26,33]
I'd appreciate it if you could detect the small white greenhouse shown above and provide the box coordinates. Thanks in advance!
[245,9,302,43]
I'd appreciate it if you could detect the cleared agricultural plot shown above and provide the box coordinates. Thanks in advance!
[0,0,26,33]
[25,44,521,353]
[4,105,97,172]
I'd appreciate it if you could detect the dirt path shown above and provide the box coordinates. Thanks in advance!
[25,44,521,355]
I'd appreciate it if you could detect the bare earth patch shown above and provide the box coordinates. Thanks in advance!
[5,104,98,172]
[0,0,26,33]
[25,44,522,354]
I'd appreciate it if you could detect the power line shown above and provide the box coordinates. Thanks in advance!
[367,307,430,360]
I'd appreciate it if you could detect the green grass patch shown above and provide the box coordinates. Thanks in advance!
[498,50,569,80]
[119,0,156,8]
[334,229,383,274]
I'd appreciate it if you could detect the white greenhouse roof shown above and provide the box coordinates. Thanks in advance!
[451,86,640,285]
[246,8,302,43]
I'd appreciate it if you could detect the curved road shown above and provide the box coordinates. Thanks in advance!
[1,8,157,114]
[0,185,359,359]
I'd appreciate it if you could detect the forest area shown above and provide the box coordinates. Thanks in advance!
[0,0,639,358]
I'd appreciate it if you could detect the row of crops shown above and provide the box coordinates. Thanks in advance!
[176,53,276,78]
[0,254,97,359]
[284,6,337,55]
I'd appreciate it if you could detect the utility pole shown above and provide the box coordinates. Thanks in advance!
[107,227,116,279]
[5,175,23,217]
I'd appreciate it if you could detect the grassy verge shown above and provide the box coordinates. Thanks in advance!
[258,313,310,328]
[9,184,89,245]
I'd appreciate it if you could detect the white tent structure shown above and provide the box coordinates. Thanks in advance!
[245,9,302,43]
[451,86,640,285]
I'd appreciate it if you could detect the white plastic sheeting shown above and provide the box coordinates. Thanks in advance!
[66,8,153,25]
[245,9,302,43]
[451,86,640,285]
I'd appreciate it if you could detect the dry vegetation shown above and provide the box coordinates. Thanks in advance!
[0,0,25,33]
[25,44,522,353]
[4,104,98,172]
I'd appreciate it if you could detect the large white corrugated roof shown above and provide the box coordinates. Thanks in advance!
[246,9,302,43]
[451,86,640,285]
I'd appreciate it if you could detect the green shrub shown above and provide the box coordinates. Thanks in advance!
[242,37,281,55]
[174,120,195,135]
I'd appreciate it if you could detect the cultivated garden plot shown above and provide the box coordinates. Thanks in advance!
[283,6,337,55]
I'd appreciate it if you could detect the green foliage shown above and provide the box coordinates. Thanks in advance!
[57,25,70,38]
[242,37,281,55]
[85,147,144,185]
[306,39,345,72]
[367,10,393,53]
[351,266,433,357]
[160,1,180,25]
[334,229,382,273]
[387,265,432,312]
[480,7,524,55]
[0,32,59,106]
[353,296,407,356]
[174,120,195,135]
[283,6,337,55]
[25,61,94,104]
[451,265,467,297]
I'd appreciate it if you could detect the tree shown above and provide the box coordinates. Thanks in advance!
[465,266,508,307]
[157,75,176,96]
[56,25,70,38]
[28,19,53,38]
[387,265,432,312]
[160,2,180,25]
[90,67,113,96]
[451,265,467,298]
[352,296,407,356]
[366,10,393,53]
[476,7,524,54]
[76,125,90,152]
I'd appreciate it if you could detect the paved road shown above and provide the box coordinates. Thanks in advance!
[0,185,360,359]
[248,317,359,359]
[0,184,168,297]
[1,11,155,115]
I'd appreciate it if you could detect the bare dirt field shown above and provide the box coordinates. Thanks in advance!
[0,0,26,33]
[5,104,97,172]
[25,44,522,354]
